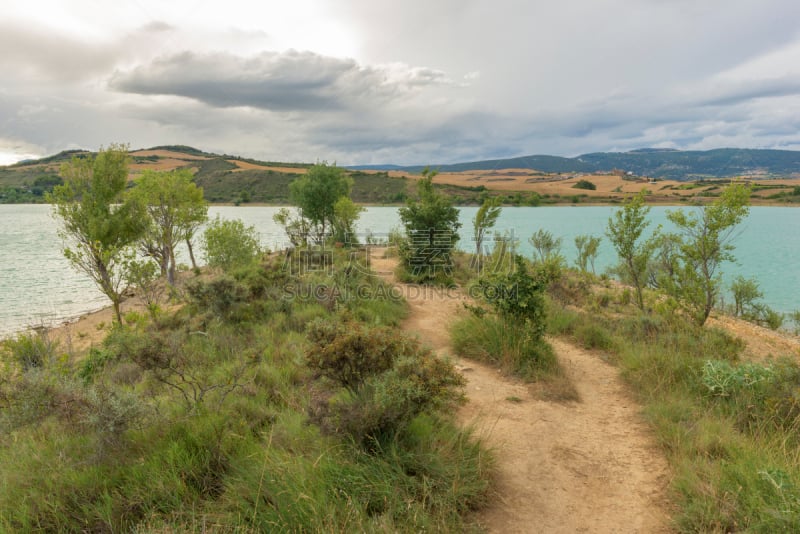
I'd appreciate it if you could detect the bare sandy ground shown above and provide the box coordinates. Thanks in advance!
[369,250,674,533]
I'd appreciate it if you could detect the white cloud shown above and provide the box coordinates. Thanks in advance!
[2,0,800,165]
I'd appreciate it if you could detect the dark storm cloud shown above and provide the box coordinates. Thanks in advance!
[109,50,453,111]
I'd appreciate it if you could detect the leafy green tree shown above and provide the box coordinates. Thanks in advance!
[606,190,653,310]
[202,216,262,271]
[473,196,502,271]
[662,184,751,326]
[48,144,147,323]
[398,168,461,283]
[574,234,601,273]
[730,275,763,318]
[128,169,208,285]
[273,207,312,248]
[330,196,365,245]
[289,163,353,244]
[529,229,562,263]
[122,257,162,320]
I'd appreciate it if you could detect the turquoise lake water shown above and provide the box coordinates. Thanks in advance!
[1,204,797,336]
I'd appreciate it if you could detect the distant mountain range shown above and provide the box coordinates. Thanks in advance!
[349,148,800,180]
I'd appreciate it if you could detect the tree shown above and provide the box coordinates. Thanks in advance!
[661,183,751,326]
[203,216,261,271]
[606,190,653,310]
[398,168,461,283]
[574,234,601,273]
[331,196,365,246]
[49,144,147,324]
[730,275,762,318]
[128,169,208,285]
[529,229,562,263]
[289,163,353,244]
[273,207,312,248]
[473,196,502,271]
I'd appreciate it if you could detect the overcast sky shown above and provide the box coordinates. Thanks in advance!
[2,0,800,165]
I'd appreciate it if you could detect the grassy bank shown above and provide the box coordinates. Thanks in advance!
[545,274,800,531]
[0,251,492,532]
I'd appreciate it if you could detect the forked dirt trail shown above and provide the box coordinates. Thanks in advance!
[370,250,673,533]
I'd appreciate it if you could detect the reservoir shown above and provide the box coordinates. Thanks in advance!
[1,204,798,336]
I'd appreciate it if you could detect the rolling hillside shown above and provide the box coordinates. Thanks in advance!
[2,145,799,206]
[358,147,800,180]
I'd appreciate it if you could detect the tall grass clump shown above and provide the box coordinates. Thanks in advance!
[451,313,556,379]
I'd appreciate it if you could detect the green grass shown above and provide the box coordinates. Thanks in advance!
[544,277,800,531]
[0,254,490,531]
[451,313,557,380]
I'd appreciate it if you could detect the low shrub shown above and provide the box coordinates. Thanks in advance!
[572,179,597,191]
[306,320,465,445]
[2,330,58,371]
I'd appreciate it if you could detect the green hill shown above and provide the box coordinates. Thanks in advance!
[368,148,800,180]
[0,146,411,205]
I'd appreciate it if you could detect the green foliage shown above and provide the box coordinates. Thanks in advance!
[472,196,502,266]
[572,179,597,190]
[790,310,800,335]
[529,229,563,263]
[398,168,461,283]
[48,144,148,323]
[574,234,601,273]
[289,163,353,242]
[128,169,207,285]
[541,277,800,531]
[306,320,415,393]
[661,184,752,326]
[606,190,653,310]
[307,320,465,444]
[451,313,557,380]
[273,207,311,247]
[701,359,775,399]
[729,275,763,318]
[750,303,785,330]
[202,215,261,271]
[2,330,58,371]
[331,196,365,245]
[122,258,162,320]
[186,275,251,321]
[0,249,489,531]
[475,255,547,338]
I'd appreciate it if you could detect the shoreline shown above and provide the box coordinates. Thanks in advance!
[3,297,148,356]
[2,199,800,208]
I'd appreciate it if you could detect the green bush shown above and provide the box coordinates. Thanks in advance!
[2,330,58,371]
[186,275,250,321]
[202,215,261,271]
[306,320,465,444]
[572,179,597,191]
[306,320,414,392]
[474,255,547,340]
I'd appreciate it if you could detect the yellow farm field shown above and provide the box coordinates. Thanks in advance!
[227,160,308,174]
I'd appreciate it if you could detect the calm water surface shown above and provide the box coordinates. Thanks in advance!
[1,204,798,337]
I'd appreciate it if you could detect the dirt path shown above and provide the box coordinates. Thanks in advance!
[370,250,673,533]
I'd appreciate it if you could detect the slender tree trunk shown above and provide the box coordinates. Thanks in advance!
[112,298,122,324]
[186,238,198,270]
[167,247,177,286]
